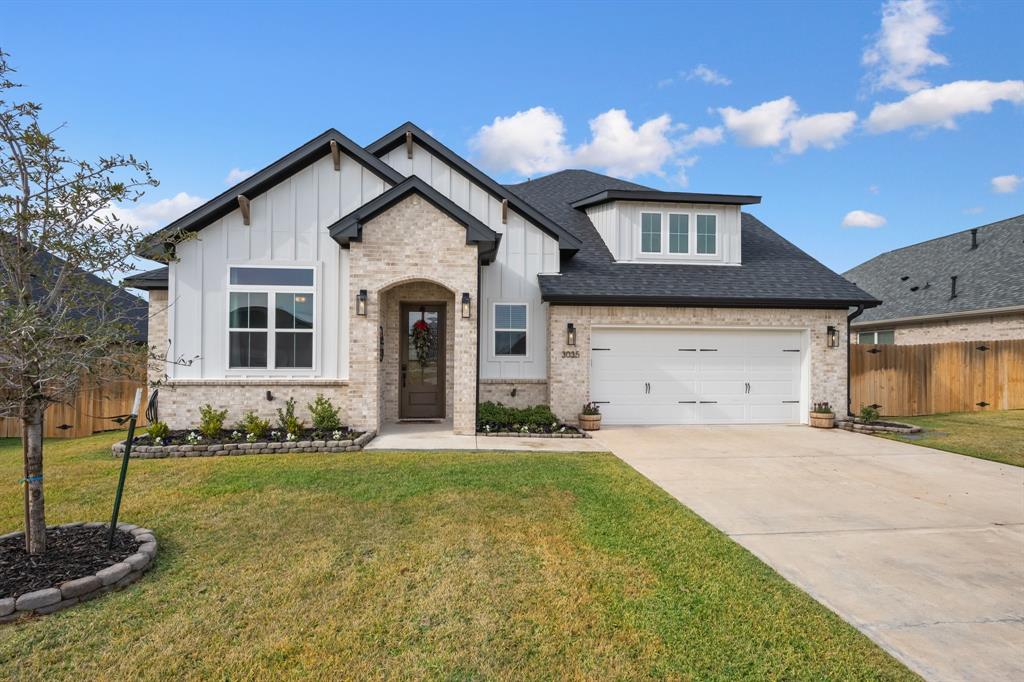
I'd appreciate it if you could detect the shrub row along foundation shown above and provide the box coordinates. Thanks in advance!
[1,523,156,623]
[113,431,376,458]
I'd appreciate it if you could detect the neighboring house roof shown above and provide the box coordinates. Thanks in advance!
[570,189,761,210]
[327,176,501,264]
[843,214,1024,324]
[123,266,168,290]
[507,170,878,309]
[138,129,404,261]
[366,122,583,253]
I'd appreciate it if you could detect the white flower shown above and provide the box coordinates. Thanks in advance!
[332,430,343,440]
[246,433,257,442]
[154,437,163,445]
[286,432,297,442]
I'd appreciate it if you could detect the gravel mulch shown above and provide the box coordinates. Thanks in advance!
[1,526,139,599]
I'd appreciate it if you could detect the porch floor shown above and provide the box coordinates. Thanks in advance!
[364,420,605,452]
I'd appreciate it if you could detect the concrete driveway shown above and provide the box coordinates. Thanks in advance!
[592,425,1024,682]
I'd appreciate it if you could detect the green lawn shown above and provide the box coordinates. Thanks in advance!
[0,433,914,680]
[877,410,1024,467]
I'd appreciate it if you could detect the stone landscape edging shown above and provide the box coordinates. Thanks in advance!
[836,420,922,435]
[1,522,156,623]
[112,430,376,458]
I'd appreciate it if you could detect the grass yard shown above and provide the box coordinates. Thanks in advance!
[0,433,915,680]
[877,409,1024,467]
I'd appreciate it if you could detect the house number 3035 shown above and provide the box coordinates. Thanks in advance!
[561,350,580,359]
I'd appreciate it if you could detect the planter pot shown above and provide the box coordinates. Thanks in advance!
[809,412,835,429]
[578,414,602,431]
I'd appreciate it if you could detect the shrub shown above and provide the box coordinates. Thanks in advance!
[582,402,601,416]
[477,401,559,430]
[308,394,341,431]
[198,404,228,439]
[237,411,271,440]
[859,404,880,423]
[276,398,305,437]
[812,401,833,414]
[146,420,170,442]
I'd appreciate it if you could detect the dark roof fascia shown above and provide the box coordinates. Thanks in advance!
[122,266,168,290]
[139,129,405,261]
[570,189,762,210]
[365,122,583,253]
[540,291,881,310]
[327,176,501,263]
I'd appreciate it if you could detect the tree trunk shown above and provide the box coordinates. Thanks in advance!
[23,399,46,555]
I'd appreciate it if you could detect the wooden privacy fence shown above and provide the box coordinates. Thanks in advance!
[0,376,148,439]
[851,340,1024,417]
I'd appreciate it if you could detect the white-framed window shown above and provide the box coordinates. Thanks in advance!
[696,214,717,254]
[668,213,689,254]
[640,213,662,253]
[858,330,894,345]
[493,303,527,356]
[227,266,315,369]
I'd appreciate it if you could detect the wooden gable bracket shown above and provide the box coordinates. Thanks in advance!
[501,199,508,224]
[405,131,414,159]
[237,195,251,226]
[330,140,341,171]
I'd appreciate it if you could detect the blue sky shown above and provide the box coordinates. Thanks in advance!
[4,0,1022,273]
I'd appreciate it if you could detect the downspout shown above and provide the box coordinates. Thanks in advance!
[475,260,481,430]
[846,304,865,418]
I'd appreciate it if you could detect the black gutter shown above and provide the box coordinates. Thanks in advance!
[846,304,866,418]
[570,189,762,210]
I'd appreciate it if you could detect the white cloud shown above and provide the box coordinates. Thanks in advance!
[469,106,570,176]
[574,110,678,177]
[786,111,859,153]
[718,97,856,153]
[842,210,887,228]
[224,167,255,185]
[991,174,1021,194]
[101,192,205,233]
[863,0,948,93]
[656,77,675,89]
[866,80,1024,132]
[675,156,699,188]
[868,185,880,194]
[679,126,724,150]
[686,64,732,86]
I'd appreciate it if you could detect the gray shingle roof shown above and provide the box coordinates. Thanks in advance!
[505,170,879,308]
[123,266,168,290]
[842,214,1024,323]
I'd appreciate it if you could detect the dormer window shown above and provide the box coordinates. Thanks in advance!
[637,210,720,259]
[669,214,689,254]
[696,214,717,254]
[641,213,662,253]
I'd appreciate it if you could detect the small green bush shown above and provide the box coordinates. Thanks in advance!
[859,404,880,423]
[308,394,341,431]
[146,420,170,441]
[477,401,559,430]
[198,404,228,439]
[237,411,271,440]
[276,397,305,437]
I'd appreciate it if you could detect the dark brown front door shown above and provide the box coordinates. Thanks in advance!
[399,303,446,419]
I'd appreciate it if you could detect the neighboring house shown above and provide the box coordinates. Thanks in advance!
[125,123,877,434]
[844,215,1024,345]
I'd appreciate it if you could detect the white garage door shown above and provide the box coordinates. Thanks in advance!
[590,328,804,425]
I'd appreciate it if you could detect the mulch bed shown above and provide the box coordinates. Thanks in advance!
[1,526,139,599]
[477,423,585,436]
[134,427,362,447]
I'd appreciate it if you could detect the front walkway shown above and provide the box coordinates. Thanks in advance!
[364,420,606,452]
[592,424,1024,682]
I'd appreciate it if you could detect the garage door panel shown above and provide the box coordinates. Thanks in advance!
[600,402,696,425]
[749,403,800,423]
[700,403,748,423]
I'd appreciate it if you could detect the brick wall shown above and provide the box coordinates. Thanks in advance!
[159,380,351,430]
[479,380,549,408]
[547,305,848,423]
[856,312,1024,345]
[147,289,169,387]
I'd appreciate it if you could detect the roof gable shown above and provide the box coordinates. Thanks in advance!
[327,176,501,264]
[139,129,404,260]
[366,122,582,253]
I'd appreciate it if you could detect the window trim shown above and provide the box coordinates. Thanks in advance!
[492,302,529,358]
[635,208,721,261]
[695,213,718,255]
[226,265,318,374]
[668,212,690,254]
[639,212,662,254]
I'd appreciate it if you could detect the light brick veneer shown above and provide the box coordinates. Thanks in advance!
[147,289,169,386]
[547,305,848,423]
[347,194,479,435]
[479,380,549,408]
[855,312,1024,345]
[159,380,351,430]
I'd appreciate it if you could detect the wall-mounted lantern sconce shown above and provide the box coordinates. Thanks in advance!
[566,322,577,346]
[826,325,839,348]
[461,292,471,319]
[356,289,368,316]
[378,326,384,362]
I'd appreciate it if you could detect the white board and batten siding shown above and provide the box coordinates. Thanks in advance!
[380,143,560,380]
[590,327,809,425]
[168,153,388,380]
[585,202,742,265]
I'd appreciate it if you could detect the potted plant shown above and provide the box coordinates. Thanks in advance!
[579,402,602,431]
[809,401,835,428]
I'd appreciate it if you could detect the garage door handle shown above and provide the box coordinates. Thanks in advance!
[782,400,800,404]
[699,401,717,404]
[699,348,718,352]
[678,400,696,404]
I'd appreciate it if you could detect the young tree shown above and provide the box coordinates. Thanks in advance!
[0,50,159,554]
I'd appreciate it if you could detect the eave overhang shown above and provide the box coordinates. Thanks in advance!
[570,189,762,210]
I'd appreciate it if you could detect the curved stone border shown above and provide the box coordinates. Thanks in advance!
[112,430,375,458]
[1,522,156,623]
[837,419,922,435]
[479,429,588,439]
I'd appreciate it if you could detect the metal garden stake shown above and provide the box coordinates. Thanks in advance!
[108,388,143,549]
